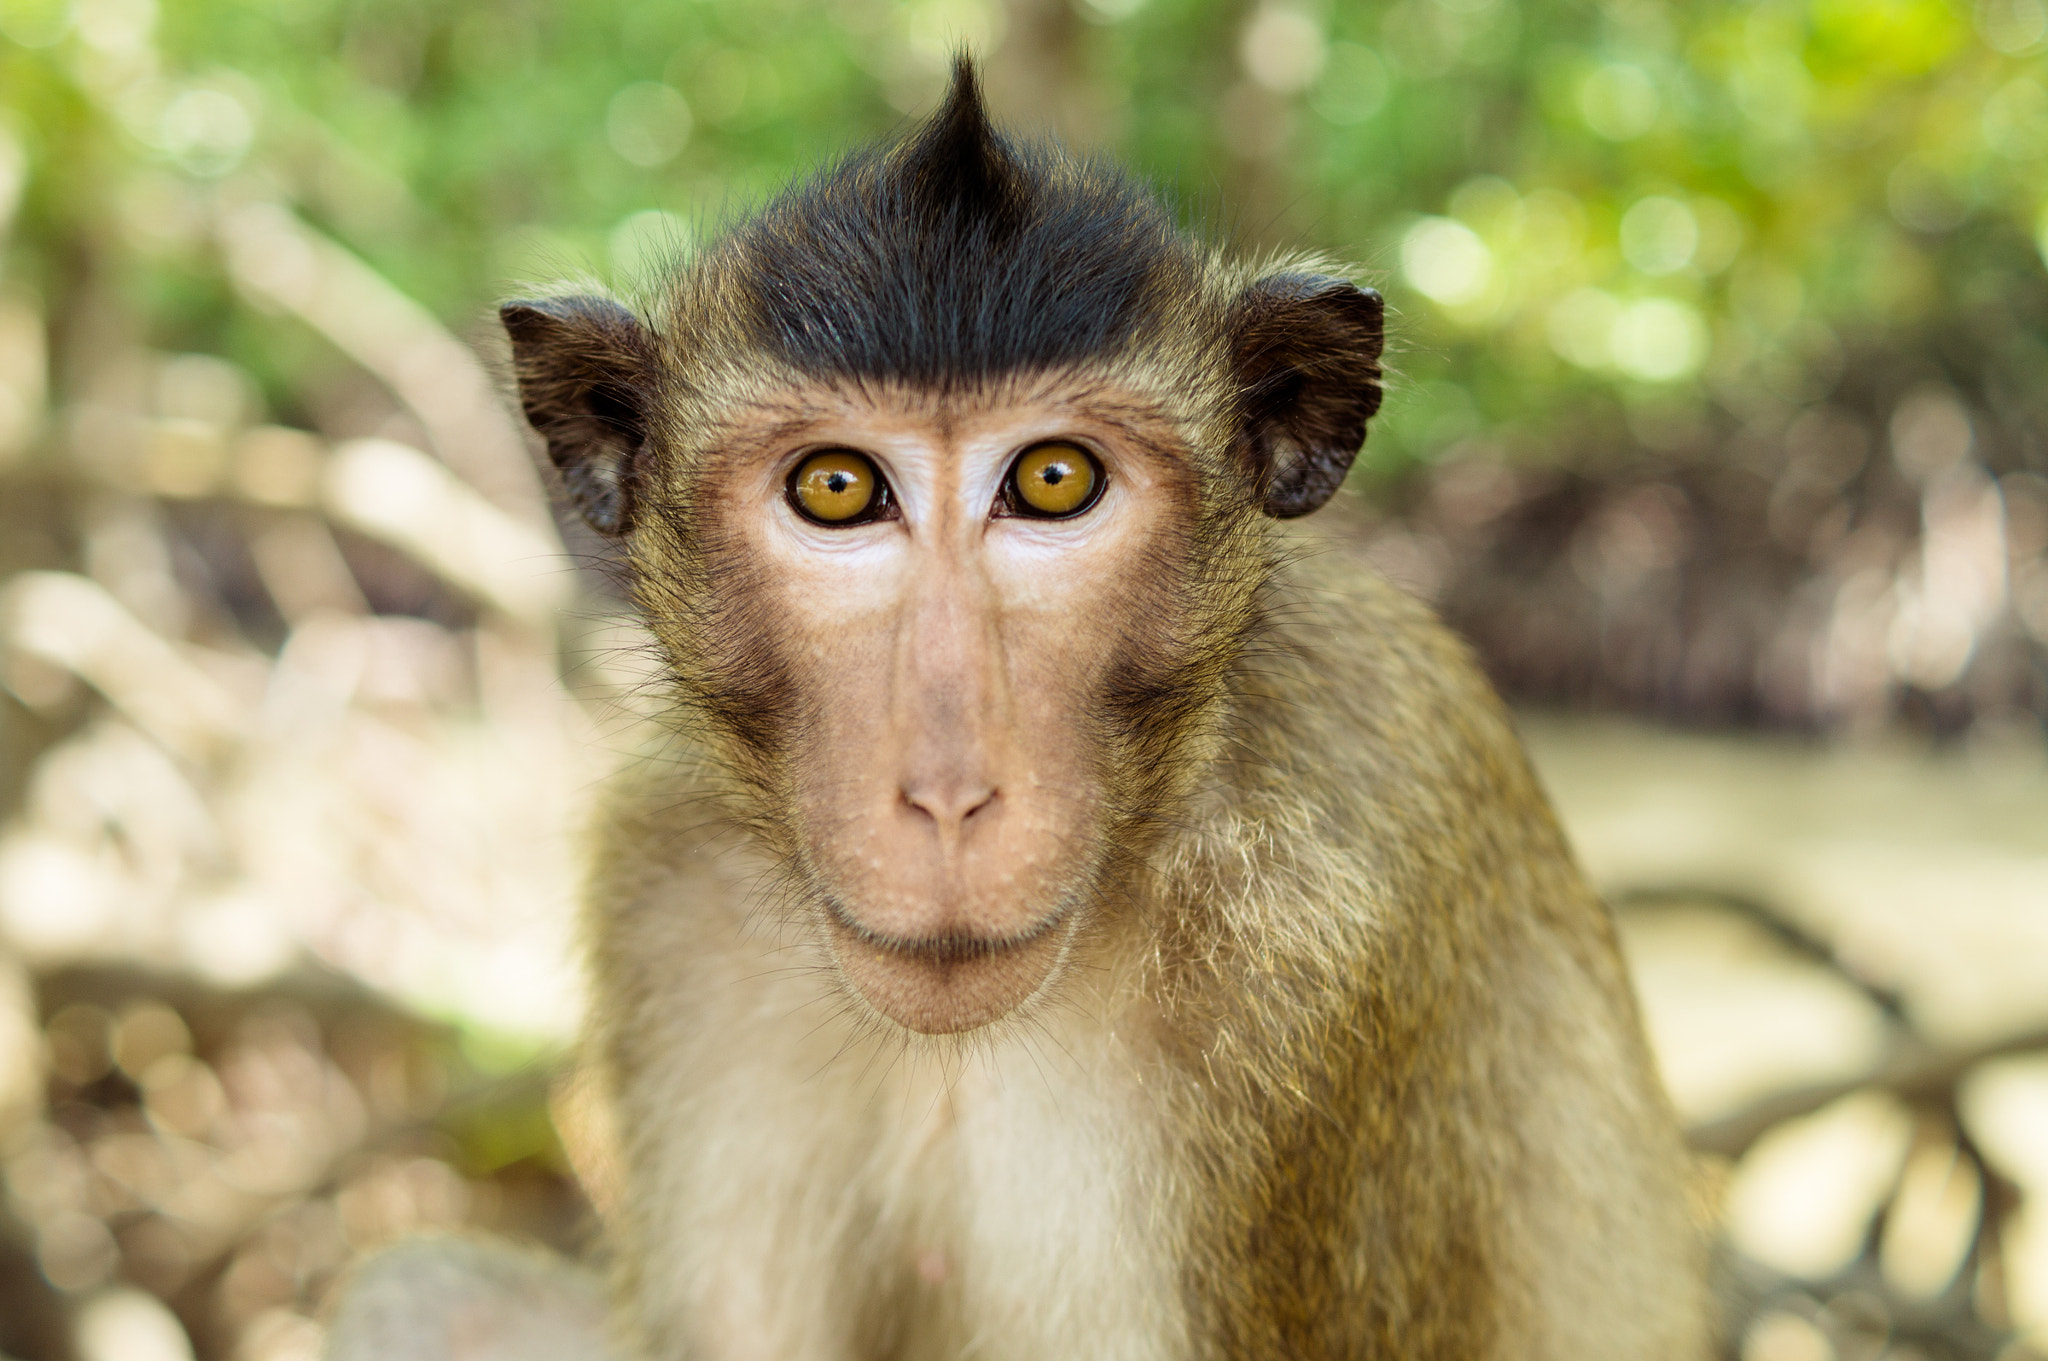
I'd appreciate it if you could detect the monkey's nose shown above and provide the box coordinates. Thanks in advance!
[899,782,998,833]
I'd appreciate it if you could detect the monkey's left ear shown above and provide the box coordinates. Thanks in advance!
[501,296,657,536]
[1228,274,1385,518]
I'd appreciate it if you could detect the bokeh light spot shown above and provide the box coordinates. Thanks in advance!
[1401,216,1493,307]
[1579,62,1659,140]
[1726,1090,1914,1279]
[606,82,692,168]
[1978,0,2048,53]
[1611,299,1708,382]
[1240,4,1326,94]
[1985,77,2048,159]
[156,88,255,177]
[1741,1310,1832,1361]
[1620,196,1699,275]
[1309,42,1389,124]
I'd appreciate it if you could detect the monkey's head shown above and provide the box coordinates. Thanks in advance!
[503,62,1382,1036]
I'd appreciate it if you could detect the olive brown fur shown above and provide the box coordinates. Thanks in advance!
[481,58,1710,1361]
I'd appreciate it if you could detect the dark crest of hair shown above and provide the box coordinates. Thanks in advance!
[730,58,1195,386]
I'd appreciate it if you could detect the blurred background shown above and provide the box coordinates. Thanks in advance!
[0,0,2044,1358]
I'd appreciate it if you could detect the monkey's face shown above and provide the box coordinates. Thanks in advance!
[687,378,1203,1034]
[502,267,1381,1037]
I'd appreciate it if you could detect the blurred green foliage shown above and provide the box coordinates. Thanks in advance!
[1,0,2045,479]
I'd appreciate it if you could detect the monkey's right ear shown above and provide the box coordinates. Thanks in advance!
[1228,274,1385,518]
[500,296,656,536]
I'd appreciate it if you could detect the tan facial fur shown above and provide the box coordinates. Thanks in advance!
[692,376,1196,1033]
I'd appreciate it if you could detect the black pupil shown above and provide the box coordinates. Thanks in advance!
[826,471,850,492]
[1042,465,1065,485]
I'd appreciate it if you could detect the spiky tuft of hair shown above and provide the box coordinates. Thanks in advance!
[899,60,1025,233]
[720,57,1200,388]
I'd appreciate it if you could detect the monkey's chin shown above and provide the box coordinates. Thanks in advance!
[824,905,1072,1035]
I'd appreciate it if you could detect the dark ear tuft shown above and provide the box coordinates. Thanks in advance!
[896,55,1022,233]
[500,297,655,536]
[1229,275,1385,518]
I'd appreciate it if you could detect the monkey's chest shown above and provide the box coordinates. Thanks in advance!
[847,1051,1189,1361]
[651,975,1190,1359]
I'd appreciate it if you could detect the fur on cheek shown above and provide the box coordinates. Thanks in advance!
[626,449,808,851]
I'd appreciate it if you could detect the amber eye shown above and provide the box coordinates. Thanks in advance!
[1006,443,1101,518]
[789,451,883,524]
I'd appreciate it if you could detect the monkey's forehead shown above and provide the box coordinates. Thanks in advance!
[682,367,1226,452]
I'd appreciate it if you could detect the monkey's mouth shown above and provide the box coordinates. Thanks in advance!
[822,898,1074,1035]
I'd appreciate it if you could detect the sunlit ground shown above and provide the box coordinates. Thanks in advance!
[1531,717,2048,1360]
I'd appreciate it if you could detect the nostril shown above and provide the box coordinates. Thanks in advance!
[900,784,999,828]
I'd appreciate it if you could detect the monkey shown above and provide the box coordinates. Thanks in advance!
[330,58,1710,1361]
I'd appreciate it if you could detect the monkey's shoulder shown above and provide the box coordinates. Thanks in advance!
[1245,538,1551,818]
